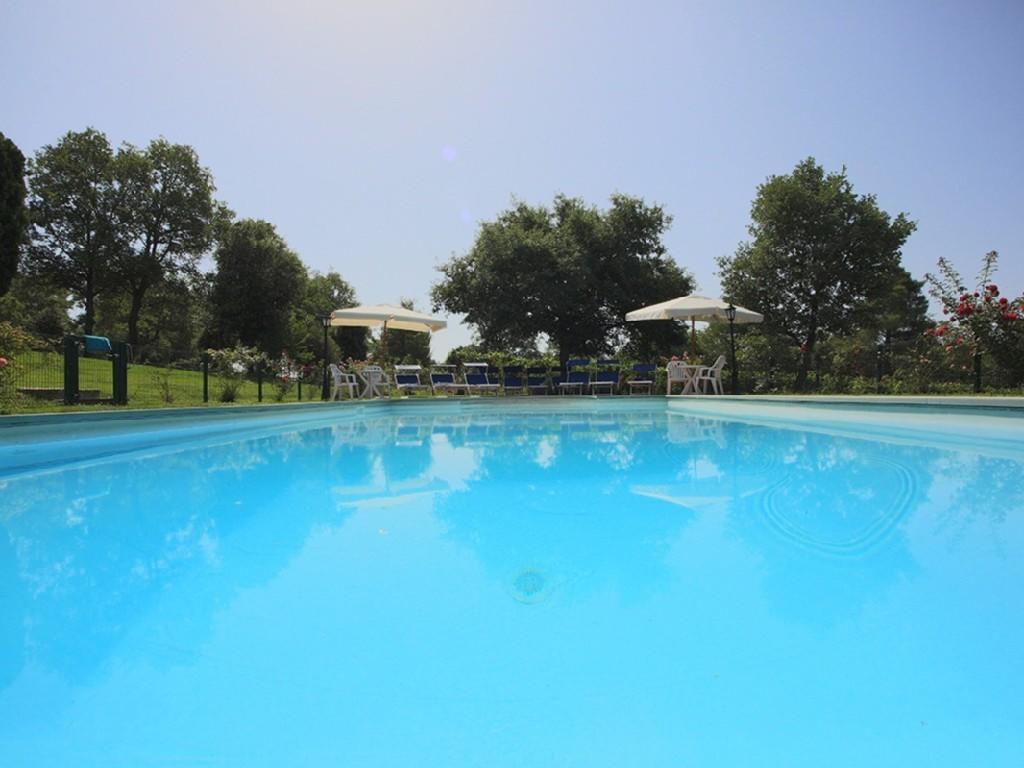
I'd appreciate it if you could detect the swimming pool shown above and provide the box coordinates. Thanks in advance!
[1,399,1022,766]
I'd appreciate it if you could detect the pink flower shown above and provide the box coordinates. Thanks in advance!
[0,357,7,368]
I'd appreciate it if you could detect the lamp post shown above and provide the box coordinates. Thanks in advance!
[320,315,331,400]
[725,303,738,394]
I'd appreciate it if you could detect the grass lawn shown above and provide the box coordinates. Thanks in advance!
[9,350,328,414]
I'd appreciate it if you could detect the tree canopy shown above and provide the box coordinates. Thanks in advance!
[0,133,28,297]
[24,128,119,334]
[431,194,693,366]
[209,219,308,355]
[111,138,221,346]
[717,157,917,388]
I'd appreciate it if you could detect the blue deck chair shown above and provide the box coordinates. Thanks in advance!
[463,363,501,395]
[430,367,468,396]
[558,358,590,395]
[589,369,620,396]
[526,367,549,395]
[394,365,430,395]
[503,365,524,395]
[627,363,657,395]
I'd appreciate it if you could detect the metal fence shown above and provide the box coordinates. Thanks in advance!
[10,339,326,408]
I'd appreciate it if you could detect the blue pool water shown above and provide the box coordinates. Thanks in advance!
[1,400,1022,766]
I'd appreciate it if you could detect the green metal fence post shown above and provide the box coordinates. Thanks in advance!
[62,336,80,405]
[112,342,129,405]
[202,354,209,403]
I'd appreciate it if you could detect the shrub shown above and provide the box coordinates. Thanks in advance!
[0,322,36,414]
[206,345,264,403]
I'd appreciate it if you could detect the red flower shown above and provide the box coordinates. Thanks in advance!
[935,326,945,337]
[999,297,1009,305]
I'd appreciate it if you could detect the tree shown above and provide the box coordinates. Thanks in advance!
[432,194,692,367]
[209,219,307,355]
[0,274,72,340]
[717,158,916,389]
[111,138,220,346]
[289,270,364,362]
[0,132,29,297]
[24,128,119,334]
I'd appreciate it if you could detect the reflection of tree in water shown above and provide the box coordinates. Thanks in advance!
[428,411,712,601]
[932,452,1023,551]
[719,422,939,626]
[0,427,349,688]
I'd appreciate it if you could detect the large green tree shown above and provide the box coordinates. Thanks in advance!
[24,128,119,334]
[111,138,220,347]
[0,133,29,297]
[718,158,916,389]
[209,219,307,355]
[289,270,365,362]
[432,194,692,367]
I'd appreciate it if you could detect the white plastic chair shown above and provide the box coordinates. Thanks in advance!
[328,364,358,400]
[694,355,726,395]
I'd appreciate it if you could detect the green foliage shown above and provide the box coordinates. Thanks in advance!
[0,273,72,340]
[0,132,29,296]
[432,194,693,366]
[0,321,37,413]
[925,251,1024,386]
[718,157,917,389]
[151,370,175,404]
[209,219,307,355]
[206,344,265,402]
[25,128,119,334]
[290,270,363,363]
[109,137,221,346]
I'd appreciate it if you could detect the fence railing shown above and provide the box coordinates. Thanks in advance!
[9,339,328,409]
[7,338,1016,412]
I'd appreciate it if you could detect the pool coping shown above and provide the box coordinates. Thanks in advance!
[2,392,1023,430]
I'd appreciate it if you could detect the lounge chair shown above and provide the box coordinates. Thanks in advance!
[328,363,358,400]
[394,364,430,395]
[627,363,657,395]
[526,367,549,395]
[463,362,500,395]
[694,355,726,395]
[503,365,524,395]
[558,358,590,395]
[358,365,392,398]
[429,366,468,396]
[589,368,619,395]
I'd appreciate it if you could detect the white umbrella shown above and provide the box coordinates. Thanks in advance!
[329,303,447,333]
[330,304,447,362]
[625,295,763,323]
[626,294,763,355]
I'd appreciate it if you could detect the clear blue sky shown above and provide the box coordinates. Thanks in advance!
[4,0,1022,357]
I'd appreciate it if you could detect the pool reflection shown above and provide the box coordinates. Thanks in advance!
[1,406,1021,767]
